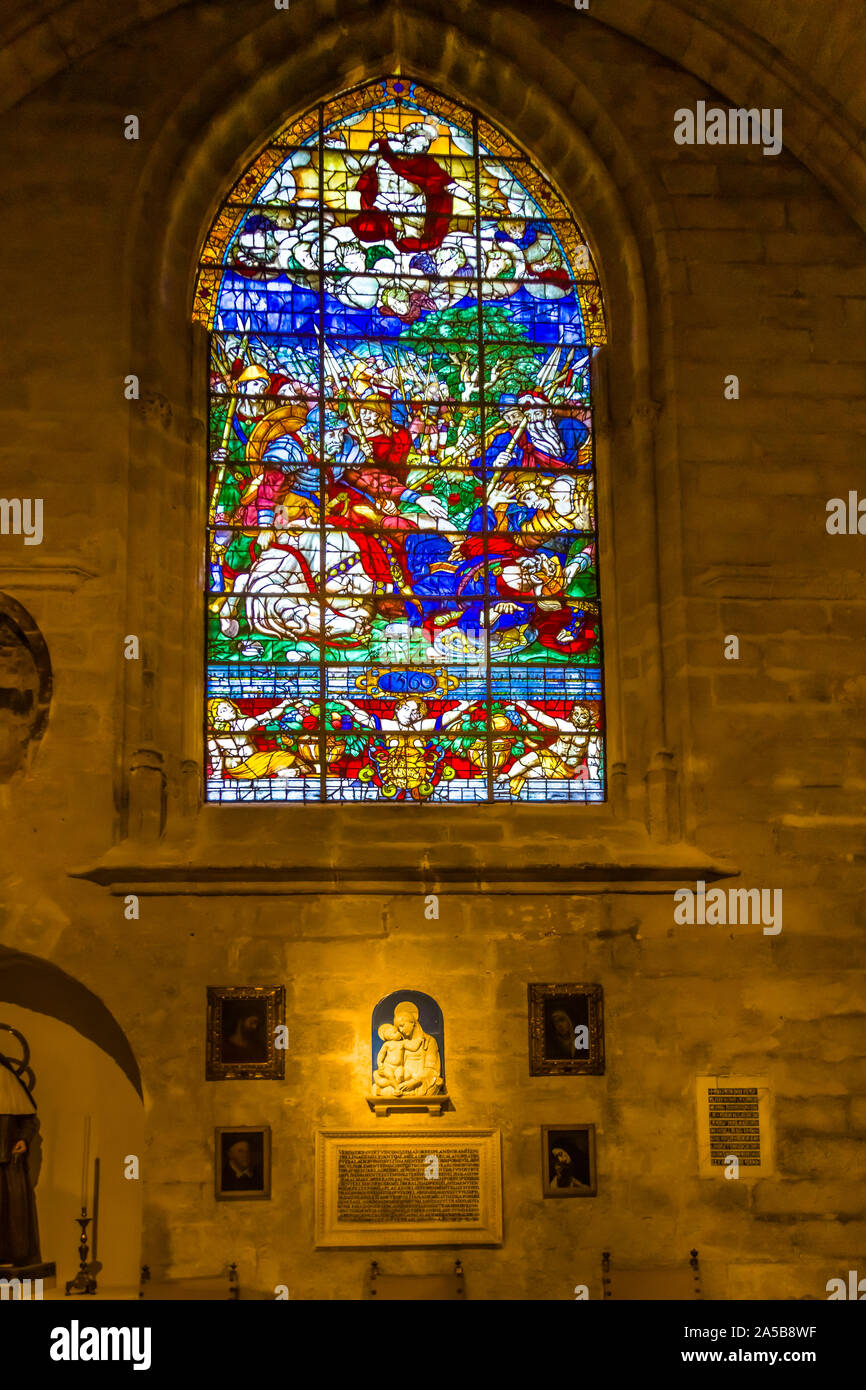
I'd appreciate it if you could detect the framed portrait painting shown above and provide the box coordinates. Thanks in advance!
[215,1126,271,1201]
[206,985,286,1080]
[528,983,604,1076]
[542,1124,597,1198]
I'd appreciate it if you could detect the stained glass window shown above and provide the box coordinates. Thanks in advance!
[196,78,606,803]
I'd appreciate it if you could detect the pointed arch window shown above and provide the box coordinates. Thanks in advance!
[196,78,606,803]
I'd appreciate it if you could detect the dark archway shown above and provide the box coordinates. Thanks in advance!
[0,948,142,1099]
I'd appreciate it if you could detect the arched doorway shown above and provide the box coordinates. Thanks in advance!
[0,950,143,1293]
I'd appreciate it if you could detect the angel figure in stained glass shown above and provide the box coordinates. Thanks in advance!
[338,694,472,734]
[495,700,600,796]
[207,697,299,777]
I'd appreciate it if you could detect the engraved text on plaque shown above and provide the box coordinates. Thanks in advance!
[337,1147,480,1223]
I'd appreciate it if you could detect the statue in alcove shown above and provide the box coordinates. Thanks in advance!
[0,1044,41,1268]
[369,993,446,1113]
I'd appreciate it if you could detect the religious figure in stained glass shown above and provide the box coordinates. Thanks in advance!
[195,78,606,803]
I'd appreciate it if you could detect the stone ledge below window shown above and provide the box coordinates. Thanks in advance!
[71,821,738,896]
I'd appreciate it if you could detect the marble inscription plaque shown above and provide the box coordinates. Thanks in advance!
[696,1075,773,1178]
[316,1129,502,1247]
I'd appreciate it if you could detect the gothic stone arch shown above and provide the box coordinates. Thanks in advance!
[88,5,743,889]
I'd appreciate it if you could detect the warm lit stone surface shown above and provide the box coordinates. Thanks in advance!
[0,0,863,1298]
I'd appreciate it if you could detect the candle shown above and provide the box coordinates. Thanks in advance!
[80,1115,91,1214]
[92,1157,100,1261]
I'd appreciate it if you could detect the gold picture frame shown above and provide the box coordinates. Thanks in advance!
[528,983,604,1075]
[215,1125,271,1201]
[206,985,286,1080]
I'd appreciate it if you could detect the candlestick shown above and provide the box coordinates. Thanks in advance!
[64,1214,97,1296]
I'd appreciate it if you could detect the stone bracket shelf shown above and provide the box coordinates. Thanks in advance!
[366,1094,451,1117]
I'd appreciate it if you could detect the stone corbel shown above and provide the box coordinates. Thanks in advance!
[630,399,663,429]
[609,761,628,820]
[645,749,680,844]
[179,760,201,820]
[127,747,166,842]
[139,391,173,433]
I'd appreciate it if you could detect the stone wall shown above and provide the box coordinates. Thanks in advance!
[0,0,863,1298]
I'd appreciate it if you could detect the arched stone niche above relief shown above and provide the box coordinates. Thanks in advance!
[0,594,52,783]
[368,989,448,1117]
